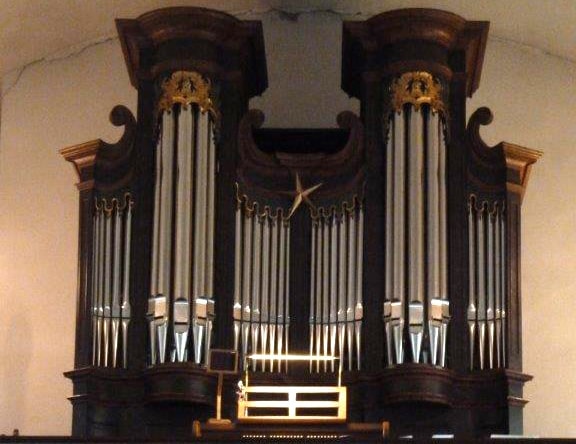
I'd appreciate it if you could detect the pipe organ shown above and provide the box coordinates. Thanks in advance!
[61,6,542,441]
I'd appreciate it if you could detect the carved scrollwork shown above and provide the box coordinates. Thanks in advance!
[95,105,137,193]
[466,107,507,199]
[237,109,366,211]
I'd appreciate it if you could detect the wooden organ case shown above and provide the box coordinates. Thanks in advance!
[61,7,541,441]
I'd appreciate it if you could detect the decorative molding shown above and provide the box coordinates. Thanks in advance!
[60,140,100,190]
[342,9,489,98]
[502,142,543,202]
[60,105,137,192]
[236,109,365,209]
[391,71,444,113]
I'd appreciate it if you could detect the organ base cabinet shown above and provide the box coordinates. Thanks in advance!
[62,7,541,440]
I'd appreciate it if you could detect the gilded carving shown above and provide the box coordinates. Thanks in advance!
[391,72,444,113]
[95,193,133,214]
[158,71,219,117]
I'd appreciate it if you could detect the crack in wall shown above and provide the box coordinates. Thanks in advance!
[1,35,118,99]
[1,7,575,102]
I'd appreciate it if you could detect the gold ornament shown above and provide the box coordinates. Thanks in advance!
[158,70,218,117]
[391,72,444,113]
[285,173,323,219]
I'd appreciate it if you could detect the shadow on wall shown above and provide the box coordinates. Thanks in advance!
[0,313,32,434]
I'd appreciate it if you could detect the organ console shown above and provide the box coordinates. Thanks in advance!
[61,6,541,440]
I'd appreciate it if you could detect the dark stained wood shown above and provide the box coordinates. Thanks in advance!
[359,76,385,371]
[116,7,267,97]
[236,109,366,210]
[447,71,469,373]
[342,8,489,99]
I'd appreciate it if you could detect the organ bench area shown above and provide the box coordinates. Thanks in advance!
[59,7,542,442]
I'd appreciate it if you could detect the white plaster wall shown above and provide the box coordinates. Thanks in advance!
[0,39,136,435]
[0,9,574,438]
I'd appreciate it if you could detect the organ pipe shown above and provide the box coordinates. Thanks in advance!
[383,72,449,367]
[91,195,133,368]
[307,202,364,373]
[467,197,507,370]
[233,197,291,372]
[148,71,218,367]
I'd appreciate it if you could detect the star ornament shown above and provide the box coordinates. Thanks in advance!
[285,173,323,219]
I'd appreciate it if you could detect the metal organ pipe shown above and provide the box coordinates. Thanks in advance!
[467,198,507,370]
[467,201,477,370]
[91,195,133,368]
[383,98,449,367]
[122,201,132,368]
[408,108,424,364]
[306,203,364,373]
[234,201,291,372]
[148,96,216,367]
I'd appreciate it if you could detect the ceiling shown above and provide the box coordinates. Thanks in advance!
[0,0,575,77]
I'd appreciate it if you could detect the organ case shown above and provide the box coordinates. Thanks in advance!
[61,6,541,440]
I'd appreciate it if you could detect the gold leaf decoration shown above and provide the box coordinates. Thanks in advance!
[158,70,219,118]
[391,72,444,113]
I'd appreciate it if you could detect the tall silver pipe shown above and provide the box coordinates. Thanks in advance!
[122,200,132,368]
[285,220,291,371]
[355,206,364,370]
[467,201,477,370]
[500,209,507,367]
[206,117,216,297]
[487,211,495,368]
[103,211,112,367]
[269,217,279,371]
[97,207,106,366]
[251,215,262,367]
[158,112,174,298]
[278,216,286,372]
[157,110,175,365]
[310,220,317,371]
[261,216,271,370]
[314,220,322,371]
[347,208,357,371]
[439,119,448,301]
[428,112,441,366]
[233,206,242,353]
[477,208,486,370]
[111,208,122,367]
[337,214,347,365]
[150,112,167,297]
[322,214,330,371]
[330,214,338,372]
[195,111,209,297]
[92,209,101,365]
[408,108,424,363]
[393,111,405,365]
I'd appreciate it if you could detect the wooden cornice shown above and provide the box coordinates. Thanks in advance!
[116,7,268,97]
[342,8,489,98]
[60,140,102,191]
[60,105,137,193]
[502,142,543,202]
